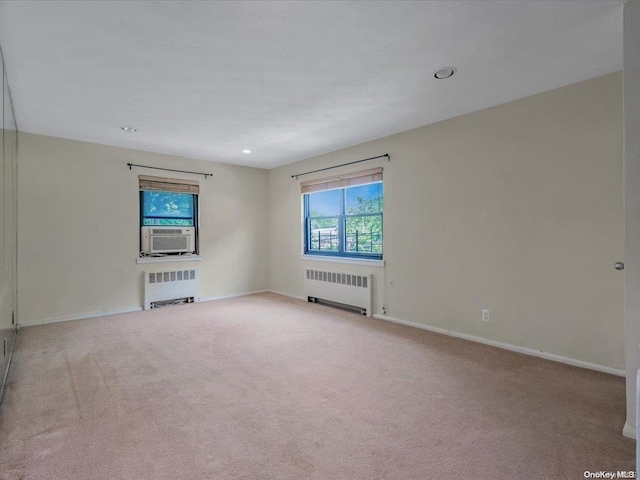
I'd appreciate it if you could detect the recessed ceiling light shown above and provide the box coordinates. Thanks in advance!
[434,67,457,80]
[120,126,137,132]
[242,149,252,154]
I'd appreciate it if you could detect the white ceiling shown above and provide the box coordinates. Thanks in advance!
[0,0,624,169]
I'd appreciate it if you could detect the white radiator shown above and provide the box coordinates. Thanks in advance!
[144,268,199,310]
[304,269,373,316]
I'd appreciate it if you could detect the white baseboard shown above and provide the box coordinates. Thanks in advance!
[198,290,269,303]
[18,291,271,328]
[269,290,306,302]
[19,290,271,328]
[19,307,144,328]
[373,314,625,378]
[266,292,625,377]
[19,292,625,380]
[623,421,636,439]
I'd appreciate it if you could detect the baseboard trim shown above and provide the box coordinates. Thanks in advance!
[373,314,625,378]
[19,291,272,328]
[19,307,144,328]
[269,290,306,302]
[623,421,636,439]
[198,290,269,303]
[19,293,624,378]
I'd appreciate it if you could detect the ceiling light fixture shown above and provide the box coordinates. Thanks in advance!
[433,67,457,80]
[242,149,252,154]
[120,126,137,132]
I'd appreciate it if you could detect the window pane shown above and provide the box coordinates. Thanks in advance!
[307,190,341,217]
[345,214,382,254]
[143,191,193,219]
[346,182,383,214]
[309,218,339,251]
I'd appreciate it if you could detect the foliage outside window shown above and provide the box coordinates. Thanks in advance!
[141,191,196,226]
[304,182,383,260]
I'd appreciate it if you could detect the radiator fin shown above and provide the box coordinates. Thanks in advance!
[305,269,368,288]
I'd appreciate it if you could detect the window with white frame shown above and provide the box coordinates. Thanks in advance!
[302,168,383,260]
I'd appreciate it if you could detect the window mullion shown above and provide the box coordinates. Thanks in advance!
[304,196,309,253]
[340,189,346,254]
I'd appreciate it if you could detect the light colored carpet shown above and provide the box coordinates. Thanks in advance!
[0,293,634,479]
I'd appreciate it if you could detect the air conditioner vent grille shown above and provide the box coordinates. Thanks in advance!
[152,228,183,235]
[142,226,195,254]
[152,236,189,252]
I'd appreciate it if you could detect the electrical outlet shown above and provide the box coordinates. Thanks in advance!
[482,309,490,322]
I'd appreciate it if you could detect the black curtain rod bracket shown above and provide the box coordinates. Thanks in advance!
[127,163,212,179]
[292,153,390,179]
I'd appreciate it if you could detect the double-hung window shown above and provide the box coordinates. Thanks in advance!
[138,175,200,255]
[302,168,383,260]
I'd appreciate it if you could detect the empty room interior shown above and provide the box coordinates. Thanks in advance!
[1,0,640,478]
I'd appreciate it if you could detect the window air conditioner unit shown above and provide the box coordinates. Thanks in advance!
[141,227,196,254]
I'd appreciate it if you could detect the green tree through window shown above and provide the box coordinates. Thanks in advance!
[142,191,195,226]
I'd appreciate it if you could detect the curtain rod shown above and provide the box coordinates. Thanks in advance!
[291,154,390,179]
[127,163,212,179]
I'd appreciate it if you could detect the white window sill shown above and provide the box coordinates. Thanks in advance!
[299,255,384,267]
[136,255,203,265]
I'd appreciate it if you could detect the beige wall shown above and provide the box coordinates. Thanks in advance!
[17,133,269,325]
[623,0,640,438]
[268,72,625,371]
